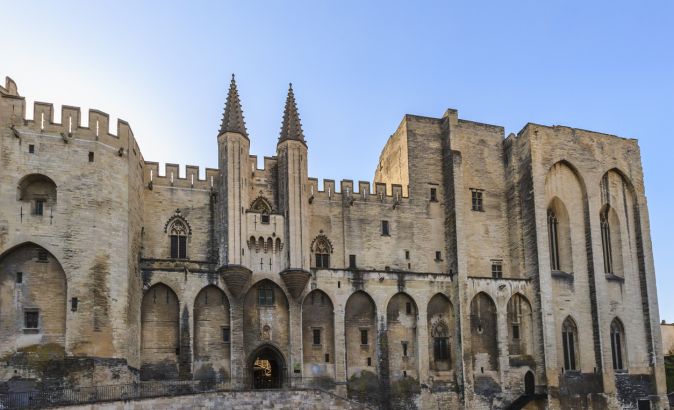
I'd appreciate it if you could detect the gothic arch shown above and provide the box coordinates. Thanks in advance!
[386,292,419,380]
[610,317,627,371]
[242,280,290,362]
[250,196,273,214]
[547,197,573,273]
[428,293,454,372]
[345,291,377,378]
[599,204,624,277]
[311,234,333,268]
[507,293,534,357]
[561,315,579,371]
[163,209,192,235]
[193,285,231,380]
[302,289,335,380]
[0,242,67,355]
[141,283,180,380]
[470,292,498,372]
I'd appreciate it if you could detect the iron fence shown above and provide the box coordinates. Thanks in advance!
[0,377,343,409]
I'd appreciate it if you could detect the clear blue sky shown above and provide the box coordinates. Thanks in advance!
[1,1,672,320]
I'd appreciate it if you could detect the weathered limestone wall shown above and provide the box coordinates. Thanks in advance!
[0,77,142,386]
[663,323,674,356]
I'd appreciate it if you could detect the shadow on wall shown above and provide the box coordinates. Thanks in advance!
[666,355,674,394]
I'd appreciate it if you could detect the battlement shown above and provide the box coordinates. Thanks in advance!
[307,178,408,205]
[0,77,143,162]
[144,162,219,190]
[248,155,278,174]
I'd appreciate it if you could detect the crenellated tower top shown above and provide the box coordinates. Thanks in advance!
[278,83,306,146]
[219,74,248,138]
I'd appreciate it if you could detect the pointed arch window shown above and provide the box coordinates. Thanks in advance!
[250,196,272,224]
[601,207,614,274]
[610,319,626,371]
[169,220,188,259]
[562,317,579,371]
[432,321,450,362]
[311,235,333,269]
[548,209,560,271]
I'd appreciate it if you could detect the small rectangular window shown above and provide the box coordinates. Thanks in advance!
[402,341,409,357]
[406,302,412,315]
[471,189,484,211]
[16,272,23,283]
[258,287,274,306]
[28,144,35,154]
[435,251,442,261]
[88,152,95,162]
[313,329,321,345]
[24,311,39,329]
[71,297,78,312]
[349,255,357,269]
[37,250,48,262]
[34,199,45,216]
[491,262,503,279]
[512,324,520,340]
[430,188,437,202]
[405,250,410,260]
[325,353,330,363]
[381,220,390,236]
[366,357,372,366]
[261,214,270,224]
[222,327,230,343]
[360,329,368,345]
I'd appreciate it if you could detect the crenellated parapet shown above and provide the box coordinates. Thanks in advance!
[0,77,143,162]
[143,162,219,190]
[307,177,408,206]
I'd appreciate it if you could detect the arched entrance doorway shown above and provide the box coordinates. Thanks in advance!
[524,371,535,395]
[249,345,286,389]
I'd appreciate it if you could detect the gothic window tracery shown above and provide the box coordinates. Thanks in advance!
[164,210,191,260]
[250,196,272,224]
[562,316,579,371]
[311,234,333,269]
[432,320,450,362]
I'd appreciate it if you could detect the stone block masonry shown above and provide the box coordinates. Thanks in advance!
[0,74,668,409]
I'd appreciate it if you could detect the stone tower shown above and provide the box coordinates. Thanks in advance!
[216,75,252,293]
[276,84,311,298]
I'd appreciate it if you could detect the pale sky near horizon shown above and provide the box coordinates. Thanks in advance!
[1,1,673,321]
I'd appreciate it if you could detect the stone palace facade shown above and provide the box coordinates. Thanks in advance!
[0,75,668,409]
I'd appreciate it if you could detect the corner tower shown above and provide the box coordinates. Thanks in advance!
[276,84,311,298]
[216,75,251,294]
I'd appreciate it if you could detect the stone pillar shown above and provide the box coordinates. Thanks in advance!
[229,299,245,387]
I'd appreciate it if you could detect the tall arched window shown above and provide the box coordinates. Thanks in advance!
[432,321,450,363]
[311,235,333,269]
[562,317,579,371]
[600,208,613,274]
[169,220,188,259]
[547,198,572,273]
[548,209,560,271]
[610,318,626,371]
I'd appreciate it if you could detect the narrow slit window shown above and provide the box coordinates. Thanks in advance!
[360,329,368,345]
[16,272,23,283]
[381,220,390,236]
[471,189,484,211]
[222,327,230,343]
[349,255,357,269]
[89,152,95,162]
[313,329,321,345]
[430,188,437,202]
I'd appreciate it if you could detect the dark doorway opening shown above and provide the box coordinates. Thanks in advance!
[524,371,535,395]
[250,345,285,389]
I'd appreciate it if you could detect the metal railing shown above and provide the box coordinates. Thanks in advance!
[0,377,347,409]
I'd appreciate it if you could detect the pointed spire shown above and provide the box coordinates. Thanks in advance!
[219,74,248,138]
[278,83,306,145]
